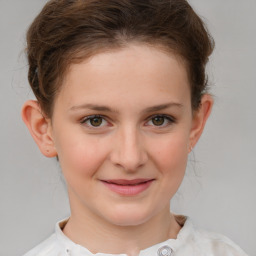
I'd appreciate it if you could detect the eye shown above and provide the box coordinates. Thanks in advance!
[81,115,108,128]
[146,115,175,127]
[151,116,165,126]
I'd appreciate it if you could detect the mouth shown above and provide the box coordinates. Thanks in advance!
[100,179,155,196]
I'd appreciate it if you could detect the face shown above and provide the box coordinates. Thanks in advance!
[50,44,195,226]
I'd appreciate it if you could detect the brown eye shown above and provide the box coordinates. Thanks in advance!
[89,117,103,127]
[152,116,165,126]
[146,115,175,127]
[81,115,107,128]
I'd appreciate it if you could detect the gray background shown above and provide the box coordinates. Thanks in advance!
[0,0,255,255]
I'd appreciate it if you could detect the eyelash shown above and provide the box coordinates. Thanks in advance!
[80,115,109,128]
[146,114,176,127]
[80,114,176,128]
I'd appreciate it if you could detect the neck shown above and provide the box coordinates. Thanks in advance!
[63,203,181,256]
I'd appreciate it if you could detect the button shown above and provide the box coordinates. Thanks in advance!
[157,245,173,256]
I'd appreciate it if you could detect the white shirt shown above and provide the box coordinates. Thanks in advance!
[23,216,248,256]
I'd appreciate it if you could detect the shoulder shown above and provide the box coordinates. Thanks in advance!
[174,216,248,256]
[23,233,62,256]
[23,218,71,256]
[192,224,248,255]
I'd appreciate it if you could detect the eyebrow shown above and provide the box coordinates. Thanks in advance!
[69,102,183,113]
[142,102,183,113]
[69,104,117,112]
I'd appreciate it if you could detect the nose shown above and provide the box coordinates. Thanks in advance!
[109,126,148,172]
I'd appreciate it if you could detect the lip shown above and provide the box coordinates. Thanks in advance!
[100,179,155,196]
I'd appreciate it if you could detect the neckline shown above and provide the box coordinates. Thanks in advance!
[55,215,194,255]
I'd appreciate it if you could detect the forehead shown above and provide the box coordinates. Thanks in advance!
[56,44,191,111]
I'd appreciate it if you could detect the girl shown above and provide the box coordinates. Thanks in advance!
[22,0,248,255]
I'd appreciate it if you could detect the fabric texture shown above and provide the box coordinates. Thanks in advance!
[23,216,248,256]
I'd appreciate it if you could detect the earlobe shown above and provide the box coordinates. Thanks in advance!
[21,100,57,158]
[189,94,214,150]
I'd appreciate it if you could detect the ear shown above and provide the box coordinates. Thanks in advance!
[189,94,213,150]
[21,100,57,158]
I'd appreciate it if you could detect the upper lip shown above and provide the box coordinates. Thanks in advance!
[101,179,154,185]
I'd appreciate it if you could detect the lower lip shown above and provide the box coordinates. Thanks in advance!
[101,180,154,196]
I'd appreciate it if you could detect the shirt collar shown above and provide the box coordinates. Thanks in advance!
[55,215,194,256]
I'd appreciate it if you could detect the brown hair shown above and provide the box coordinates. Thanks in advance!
[26,0,214,117]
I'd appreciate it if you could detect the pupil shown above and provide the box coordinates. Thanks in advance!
[90,117,102,127]
[152,116,164,126]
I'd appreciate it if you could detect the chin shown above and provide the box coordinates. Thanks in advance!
[102,205,156,227]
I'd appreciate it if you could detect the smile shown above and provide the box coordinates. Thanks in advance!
[100,179,155,196]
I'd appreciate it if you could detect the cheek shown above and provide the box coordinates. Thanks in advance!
[55,134,109,180]
[150,133,189,177]
[147,133,189,205]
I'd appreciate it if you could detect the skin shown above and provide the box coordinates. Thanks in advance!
[22,44,213,256]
